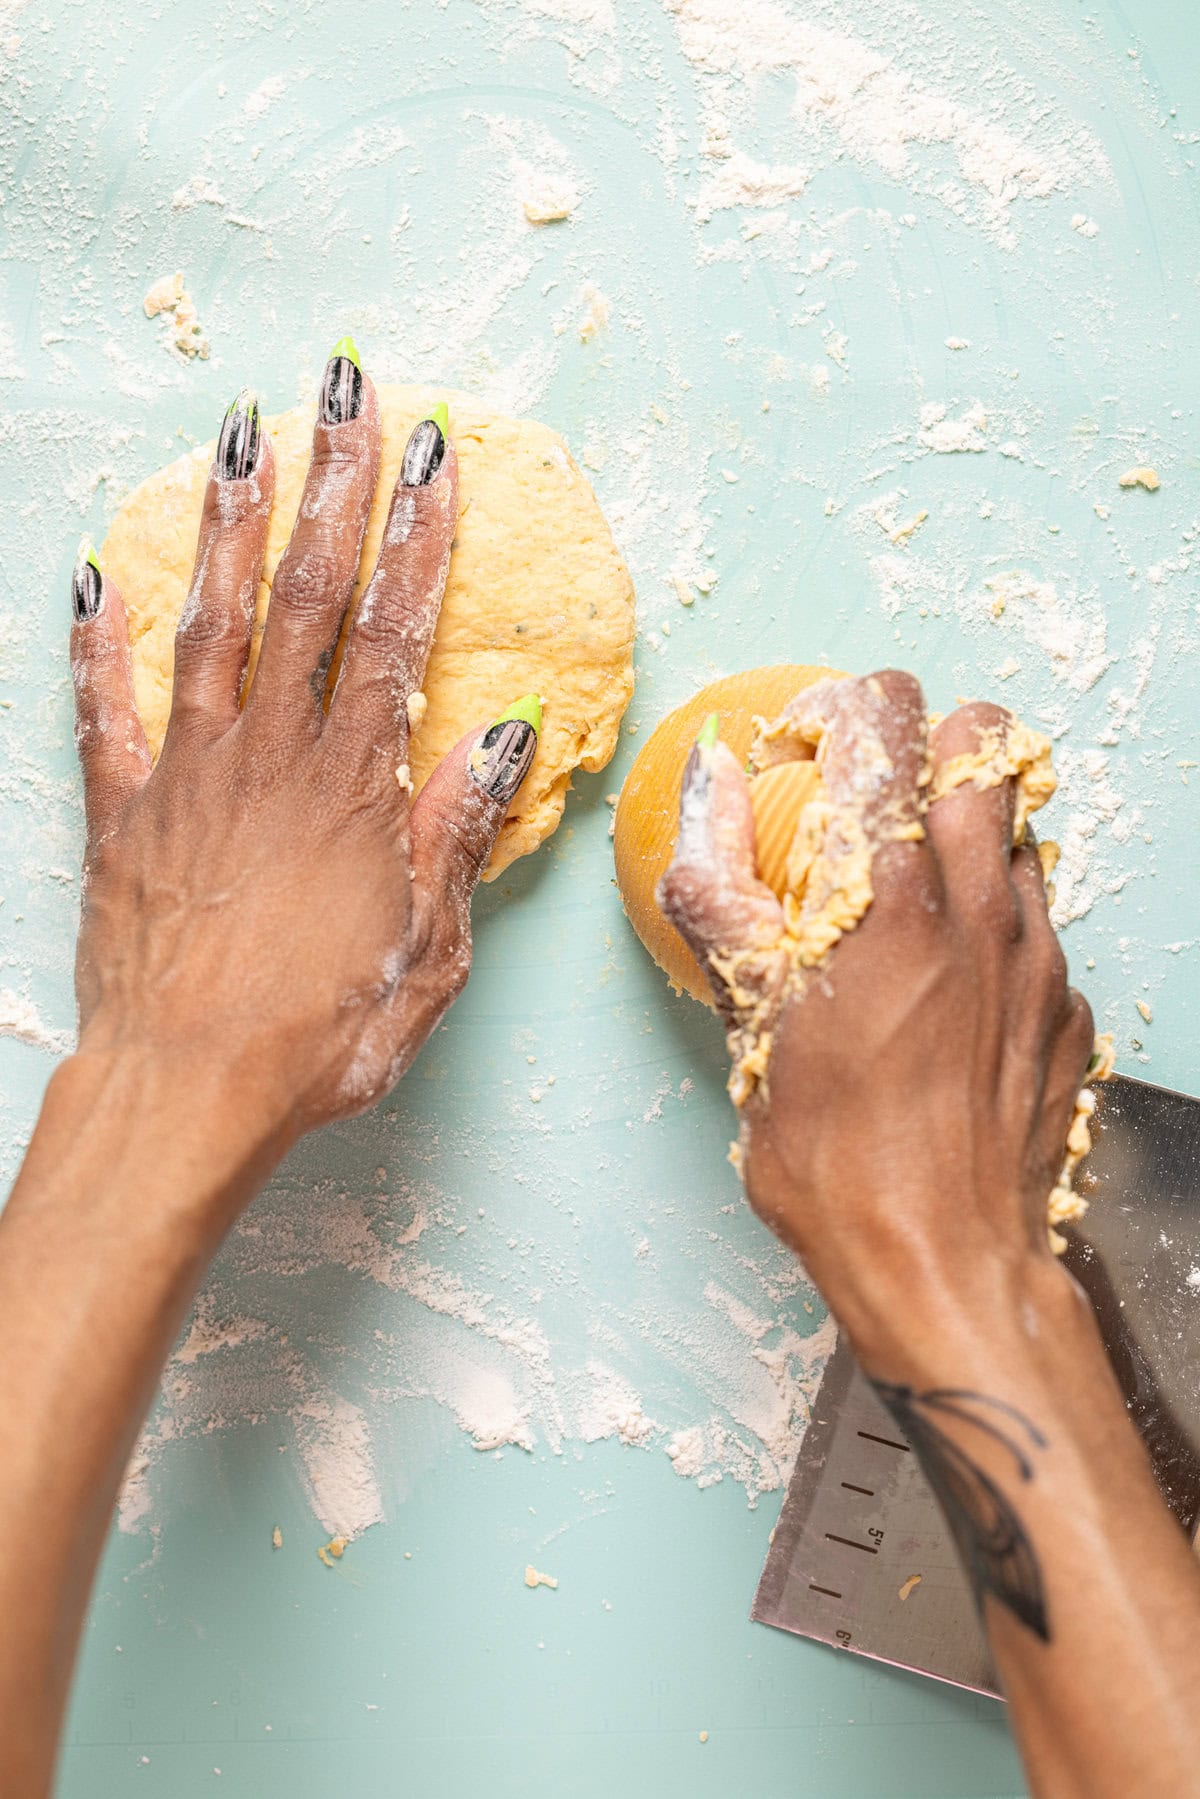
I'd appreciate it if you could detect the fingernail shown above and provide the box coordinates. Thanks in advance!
[401,404,448,486]
[72,538,103,622]
[470,695,541,804]
[319,335,363,425]
[696,712,720,751]
[216,388,261,481]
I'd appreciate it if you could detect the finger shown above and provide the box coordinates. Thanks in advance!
[166,390,275,744]
[70,542,151,845]
[408,695,542,947]
[925,702,1022,933]
[762,671,933,923]
[328,405,457,766]
[657,717,787,1018]
[248,341,381,724]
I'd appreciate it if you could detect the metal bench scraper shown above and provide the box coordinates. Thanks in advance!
[752,1072,1200,1696]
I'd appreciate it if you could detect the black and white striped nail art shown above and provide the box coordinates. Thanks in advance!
[470,719,537,805]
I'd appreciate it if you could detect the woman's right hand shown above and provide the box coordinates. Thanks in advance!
[657,671,1094,1375]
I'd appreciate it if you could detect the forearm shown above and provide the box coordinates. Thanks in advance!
[0,1047,282,1797]
[843,1254,1200,1799]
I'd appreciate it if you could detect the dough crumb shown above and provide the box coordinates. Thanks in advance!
[577,281,611,342]
[889,509,928,545]
[898,1573,923,1602]
[317,1535,348,1566]
[524,1564,558,1590]
[271,1526,283,1550]
[1118,466,1160,491]
[1071,212,1100,237]
[1136,999,1153,1023]
[395,763,412,794]
[521,174,578,224]
[142,271,210,360]
[406,691,427,732]
[699,1730,709,1743]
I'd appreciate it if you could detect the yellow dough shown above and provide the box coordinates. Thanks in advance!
[613,665,839,1003]
[101,385,636,880]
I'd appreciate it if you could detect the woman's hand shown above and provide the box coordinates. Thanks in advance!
[71,348,539,1164]
[657,671,1093,1373]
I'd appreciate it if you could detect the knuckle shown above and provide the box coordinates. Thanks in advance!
[274,547,346,622]
[175,589,253,659]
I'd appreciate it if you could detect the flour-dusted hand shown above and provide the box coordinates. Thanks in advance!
[70,344,539,1181]
[657,673,1093,1370]
[659,671,1200,1799]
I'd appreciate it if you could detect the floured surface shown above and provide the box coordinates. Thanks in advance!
[0,0,1197,1786]
[102,387,636,879]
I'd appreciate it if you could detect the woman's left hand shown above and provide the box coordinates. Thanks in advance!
[70,356,539,1175]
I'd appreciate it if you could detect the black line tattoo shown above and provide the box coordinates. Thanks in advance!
[872,1383,1051,1643]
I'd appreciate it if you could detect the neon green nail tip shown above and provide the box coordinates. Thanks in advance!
[429,400,449,435]
[77,537,101,576]
[491,694,542,734]
[330,334,361,370]
[696,712,720,750]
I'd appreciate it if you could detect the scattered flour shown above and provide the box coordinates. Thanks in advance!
[666,0,1110,245]
[0,989,72,1055]
[917,400,987,453]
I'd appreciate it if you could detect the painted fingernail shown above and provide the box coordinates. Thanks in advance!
[696,711,720,751]
[72,538,102,622]
[401,402,449,486]
[319,335,363,425]
[470,695,541,805]
[216,388,261,481]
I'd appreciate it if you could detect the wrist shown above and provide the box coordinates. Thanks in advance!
[825,1239,1099,1394]
[10,1036,290,1245]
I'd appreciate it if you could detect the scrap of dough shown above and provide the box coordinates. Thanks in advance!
[524,1565,558,1590]
[1118,466,1159,491]
[1046,1033,1115,1253]
[577,282,611,341]
[521,175,577,224]
[897,1574,922,1601]
[101,386,635,880]
[926,719,1055,843]
[317,1535,348,1566]
[271,1526,283,1549]
[142,271,209,360]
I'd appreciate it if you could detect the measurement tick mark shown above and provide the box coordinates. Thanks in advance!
[825,1532,879,1555]
[809,1582,842,1599]
[857,1429,911,1452]
[840,1481,874,1496]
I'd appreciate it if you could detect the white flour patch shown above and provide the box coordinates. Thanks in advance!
[666,0,1110,245]
[977,572,1112,694]
[0,989,72,1054]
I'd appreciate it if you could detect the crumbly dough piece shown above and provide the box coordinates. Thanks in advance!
[101,385,635,879]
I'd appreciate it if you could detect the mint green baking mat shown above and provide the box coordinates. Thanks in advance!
[0,1,1197,1794]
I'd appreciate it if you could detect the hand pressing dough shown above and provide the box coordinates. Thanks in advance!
[616,664,1106,1254]
[100,385,636,880]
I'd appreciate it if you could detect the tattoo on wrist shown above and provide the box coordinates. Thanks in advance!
[871,1382,1051,1644]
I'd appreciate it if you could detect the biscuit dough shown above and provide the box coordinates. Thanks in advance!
[101,385,636,880]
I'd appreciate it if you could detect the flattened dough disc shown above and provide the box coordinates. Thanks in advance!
[101,385,636,880]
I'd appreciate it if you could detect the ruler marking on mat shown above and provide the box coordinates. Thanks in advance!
[808,1583,842,1599]
[840,1481,874,1496]
[825,1532,878,1555]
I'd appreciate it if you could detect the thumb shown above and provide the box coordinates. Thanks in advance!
[657,715,786,1020]
[409,695,541,930]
